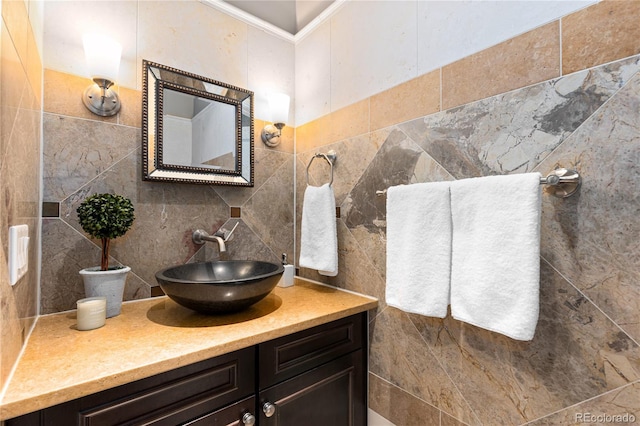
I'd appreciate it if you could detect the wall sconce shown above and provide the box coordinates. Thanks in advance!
[261,92,290,147]
[82,34,122,117]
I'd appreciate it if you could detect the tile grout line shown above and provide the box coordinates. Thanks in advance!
[540,256,640,349]
[520,380,640,425]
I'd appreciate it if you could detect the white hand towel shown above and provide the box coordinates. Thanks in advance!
[299,184,338,276]
[450,173,542,341]
[386,182,452,318]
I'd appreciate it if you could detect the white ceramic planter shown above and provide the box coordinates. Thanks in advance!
[79,266,131,318]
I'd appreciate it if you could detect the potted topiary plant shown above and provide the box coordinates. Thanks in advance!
[77,193,135,318]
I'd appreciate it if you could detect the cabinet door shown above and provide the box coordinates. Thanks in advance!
[258,350,366,426]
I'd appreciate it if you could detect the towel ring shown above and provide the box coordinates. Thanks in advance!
[306,151,336,186]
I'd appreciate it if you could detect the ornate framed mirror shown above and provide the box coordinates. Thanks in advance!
[142,60,254,186]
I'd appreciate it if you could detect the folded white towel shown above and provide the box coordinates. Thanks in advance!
[299,184,338,276]
[386,182,452,318]
[450,173,542,341]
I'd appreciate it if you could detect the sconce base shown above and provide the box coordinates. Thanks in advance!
[83,82,121,117]
[261,123,285,148]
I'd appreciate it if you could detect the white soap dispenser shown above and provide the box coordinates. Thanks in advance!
[278,253,294,288]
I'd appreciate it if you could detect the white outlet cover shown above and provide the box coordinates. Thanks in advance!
[9,224,29,286]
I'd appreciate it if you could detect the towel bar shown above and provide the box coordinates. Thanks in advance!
[375,168,581,198]
[306,150,337,186]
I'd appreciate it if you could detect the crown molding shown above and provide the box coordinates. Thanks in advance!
[200,0,348,44]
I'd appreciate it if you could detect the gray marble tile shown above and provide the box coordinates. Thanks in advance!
[57,149,230,289]
[40,219,150,314]
[299,219,387,316]
[369,307,481,425]
[242,156,295,264]
[536,70,640,342]
[369,372,441,426]
[43,114,140,202]
[526,381,640,425]
[341,127,453,280]
[190,219,279,265]
[399,56,640,179]
[214,148,292,207]
[298,134,382,207]
[410,260,640,425]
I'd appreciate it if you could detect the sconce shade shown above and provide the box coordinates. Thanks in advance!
[82,33,122,82]
[268,92,290,125]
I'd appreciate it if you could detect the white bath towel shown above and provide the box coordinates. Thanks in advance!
[386,182,452,318]
[299,184,338,276]
[450,173,542,341]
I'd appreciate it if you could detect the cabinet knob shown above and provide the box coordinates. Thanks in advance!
[242,412,256,426]
[262,402,276,417]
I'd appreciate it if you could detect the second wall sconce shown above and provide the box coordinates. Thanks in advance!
[261,92,290,147]
[82,34,122,117]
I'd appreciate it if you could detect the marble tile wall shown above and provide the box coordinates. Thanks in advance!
[296,2,640,424]
[0,0,42,389]
[40,70,294,314]
[38,0,296,316]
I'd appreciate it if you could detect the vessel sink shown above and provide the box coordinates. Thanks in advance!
[155,260,284,314]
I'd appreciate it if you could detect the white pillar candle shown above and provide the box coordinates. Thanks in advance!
[77,297,107,331]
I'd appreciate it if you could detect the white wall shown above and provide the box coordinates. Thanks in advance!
[42,0,295,124]
[295,0,596,126]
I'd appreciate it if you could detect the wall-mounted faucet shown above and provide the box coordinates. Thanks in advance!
[192,221,239,253]
[193,229,226,252]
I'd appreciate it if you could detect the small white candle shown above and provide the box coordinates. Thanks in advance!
[77,297,107,331]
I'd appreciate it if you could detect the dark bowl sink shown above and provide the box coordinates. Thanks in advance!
[155,260,284,314]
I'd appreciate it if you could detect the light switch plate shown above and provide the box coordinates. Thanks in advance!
[9,224,29,286]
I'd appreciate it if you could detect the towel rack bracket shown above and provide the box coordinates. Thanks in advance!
[542,168,581,198]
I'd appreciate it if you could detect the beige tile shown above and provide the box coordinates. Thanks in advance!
[371,70,440,131]
[1,22,26,151]
[2,0,29,66]
[25,19,41,105]
[442,21,560,109]
[328,98,369,145]
[295,114,331,153]
[117,86,141,128]
[562,1,640,75]
[44,69,117,123]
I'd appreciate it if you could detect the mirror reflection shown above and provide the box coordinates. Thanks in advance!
[142,60,254,186]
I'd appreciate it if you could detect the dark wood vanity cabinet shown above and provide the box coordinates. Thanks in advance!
[7,313,367,426]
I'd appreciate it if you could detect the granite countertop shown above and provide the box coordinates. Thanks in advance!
[0,278,377,420]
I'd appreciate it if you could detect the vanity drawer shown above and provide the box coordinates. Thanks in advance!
[8,347,255,426]
[258,313,366,389]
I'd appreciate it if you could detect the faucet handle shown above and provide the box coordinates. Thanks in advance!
[215,221,240,242]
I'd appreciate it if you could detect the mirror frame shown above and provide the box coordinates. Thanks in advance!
[142,60,254,186]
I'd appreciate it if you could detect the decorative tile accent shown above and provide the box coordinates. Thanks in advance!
[42,202,59,218]
[410,261,640,424]
[536,68,640,342]
[562,1,640,76]
[442,21,560,110]
[230,207,241,218]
